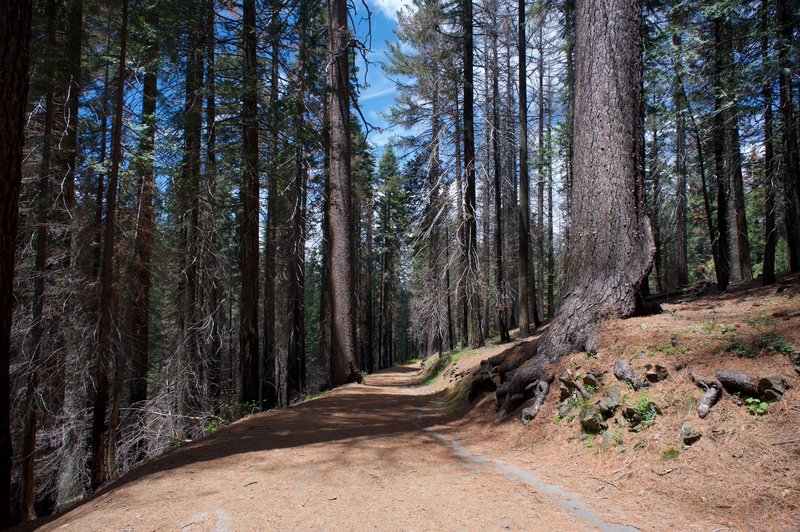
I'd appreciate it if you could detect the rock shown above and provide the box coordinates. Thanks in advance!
[613,359,650,390]
[670,334,678,347]
[622,407,641,426]
[580,407,608,433]
[559,382,572,401]
[679,423,701,445]
[598,387,622,417]
[757,375,785,401]
[645,364,669,383]
[558,400,573,417]
[583,373,601,388]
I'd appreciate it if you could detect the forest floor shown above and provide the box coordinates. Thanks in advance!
[24,276,800,531]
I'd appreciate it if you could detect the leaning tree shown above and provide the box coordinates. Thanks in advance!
[497,0,655,409]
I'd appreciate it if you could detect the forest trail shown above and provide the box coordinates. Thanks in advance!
[31,365,635,531]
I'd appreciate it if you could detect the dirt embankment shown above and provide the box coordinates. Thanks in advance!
[435,277,800,531]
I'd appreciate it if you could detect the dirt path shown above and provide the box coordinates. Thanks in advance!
[33,366,636,531]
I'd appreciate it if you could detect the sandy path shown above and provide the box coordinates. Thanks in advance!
[32,366,635,531]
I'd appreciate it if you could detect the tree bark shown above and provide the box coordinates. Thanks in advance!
[328,0,361,385]
[463,0,483,348]
[240,0,260,404]
[23,0,57,515]
[0,1,32,523]
[518,0,540,338]
[672,7,689,286]
[777,0,800,271]
[129,5,159,407]
[491,5,510,342]
[762,0,777,286]
[90,0,127,491]
[499,0,654,404]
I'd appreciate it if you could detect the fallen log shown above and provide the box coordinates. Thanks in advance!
[521,372,554,423]
[613,360,650,390]
[697,385,721,418]
[715,371,758,397]
[689,369,722,418]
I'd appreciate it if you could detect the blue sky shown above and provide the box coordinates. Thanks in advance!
[352,0,411,149]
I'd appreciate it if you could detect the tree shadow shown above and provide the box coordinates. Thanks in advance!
[19,365,448,531]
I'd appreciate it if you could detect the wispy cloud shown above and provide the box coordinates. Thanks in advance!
[360,85,397,102]
[371,0,413,21]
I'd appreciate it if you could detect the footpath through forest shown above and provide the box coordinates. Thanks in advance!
[28,365,637,531]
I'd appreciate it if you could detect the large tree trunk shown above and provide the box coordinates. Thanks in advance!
[0,2,33,524]
[240,0,260,404]
[90,0,128,491]
[499,0,654,406]
[328,0,360,385]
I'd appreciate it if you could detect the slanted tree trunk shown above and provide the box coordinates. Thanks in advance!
[240,0,260,404]
[328,0,360,385]
[0,2,33,523]
[90,0,128,490]
[499,0,654,404]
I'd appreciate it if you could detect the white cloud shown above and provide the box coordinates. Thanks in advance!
[371,0,413,21]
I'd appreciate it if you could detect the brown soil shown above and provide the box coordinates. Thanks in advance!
[435,276,800,531]
[23,277,800,531]
[26,365,634,531]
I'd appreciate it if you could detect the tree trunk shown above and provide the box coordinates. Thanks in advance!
[499,0,654,404]
[491,5,509,342]
[328,0,360,385]
[762,0,777,286]
[777,0,800,271]
[712,18,730,291]
[90,0,127,491]
[518,0,539,338]
[240,0,260,404]
[22,0,56,516]
[0,1,33,523]
[536,17,545,317]
[672,8,689,286]
[128,5,159,407]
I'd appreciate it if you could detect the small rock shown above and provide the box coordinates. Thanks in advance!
[679,423,701,445]
[674,361,687,371]
[670,334,678,347]
[598,387,621,417]
[558,399,573,417]
[757,375,785,401]
[580,407,608,433]
[622,407,641,426]
[583,373,601,388]
[559,383,571,401]
[645,364,669,383]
